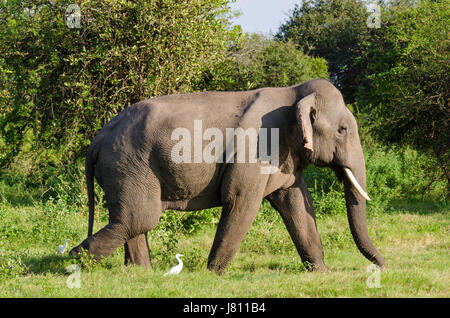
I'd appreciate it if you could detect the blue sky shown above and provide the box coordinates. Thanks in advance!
[229,0,301,35]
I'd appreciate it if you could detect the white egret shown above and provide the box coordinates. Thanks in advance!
[57,239,70,254]
[163,254,184,276]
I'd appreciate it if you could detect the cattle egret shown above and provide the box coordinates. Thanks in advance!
[163,254,184,276]
[57,239,70,254]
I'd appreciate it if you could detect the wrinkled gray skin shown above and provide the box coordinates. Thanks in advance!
[70,79,385,272]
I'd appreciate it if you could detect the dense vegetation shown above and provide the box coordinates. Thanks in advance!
[0,0,240,163]
[360,1,449,183]
[0,0,448,297]
[277,0,449,184]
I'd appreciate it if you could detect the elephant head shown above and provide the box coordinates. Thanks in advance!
[295,79,385,269]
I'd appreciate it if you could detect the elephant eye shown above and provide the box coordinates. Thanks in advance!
[338,125,348,135]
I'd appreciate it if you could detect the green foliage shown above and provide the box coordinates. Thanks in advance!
[358,0,449,183]
[204,33,329,91]
[0,158,87,207]
[75,247,116,271]
[365,145,448,202]
[147,207,220,269]
[0,251,28,281]
[0,0,448,298]
[1,198,448,297]
[278,0,449,190]
[302,136,448,217]
[157,208,221,235]
[276,0,371,102]
[0,0,240,165]
[0,0,331,238]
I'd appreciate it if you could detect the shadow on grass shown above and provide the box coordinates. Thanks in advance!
[389,198,449,215]
[22,254,73,275]
[0,193,41,208]
[231,260,307,275]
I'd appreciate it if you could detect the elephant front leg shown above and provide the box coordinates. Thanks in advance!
[124,233,151,268]
[267,179,328,272]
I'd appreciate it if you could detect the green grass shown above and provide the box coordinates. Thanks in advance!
[0,197,448,298]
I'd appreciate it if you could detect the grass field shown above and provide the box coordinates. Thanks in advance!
[0,196,448,298]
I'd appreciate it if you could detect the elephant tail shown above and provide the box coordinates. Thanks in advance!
[86,145,96,237]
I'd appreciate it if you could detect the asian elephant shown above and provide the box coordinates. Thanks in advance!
[69,79,385,272]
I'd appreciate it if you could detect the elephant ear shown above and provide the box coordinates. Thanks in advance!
[295,93,316,152]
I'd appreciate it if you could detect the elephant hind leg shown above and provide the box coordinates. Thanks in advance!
[70,178,163,264]
[70,221,130,260]
[121,193,162,268]
[124,233,151,268]
[70,206,160,264]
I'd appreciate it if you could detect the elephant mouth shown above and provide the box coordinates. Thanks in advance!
[332,166,371,201]
[312,157,330,167]
[332,166,345,182]
[315,153,371,201]
[343,167,371,201]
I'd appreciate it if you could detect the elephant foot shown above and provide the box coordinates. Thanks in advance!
[304,260,329,272]
[376,262,386,271]
[124,253,152,269]
[309,264,329,272]
[207,256,232,275]
[68,245,84,258]
[207,262,224,274]
[68,244,98,262]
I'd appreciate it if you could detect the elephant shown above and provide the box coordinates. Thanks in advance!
[69,79,385,273]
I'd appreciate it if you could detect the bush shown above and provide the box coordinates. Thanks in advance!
[203,33,329,91]
[276,0,371,102]
[303,166,346,217]
[0,0,240,165]
[365,145,448,201]
[302,137,448,218]
[156,208,221,235]
[0,159,87,207]
[360,0,449,184]
[277,0,449,186]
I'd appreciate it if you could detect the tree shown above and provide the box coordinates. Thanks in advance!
[360,0,449,183]
[0,0,240,165]
[276,0,371,103]
[204,33,329,91]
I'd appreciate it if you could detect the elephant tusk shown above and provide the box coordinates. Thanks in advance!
[343,168,371,201]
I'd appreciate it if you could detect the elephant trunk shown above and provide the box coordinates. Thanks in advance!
[343,158,385,269]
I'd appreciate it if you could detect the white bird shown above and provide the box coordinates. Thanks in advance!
[163,253,184,276]
[57,239,70,254]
